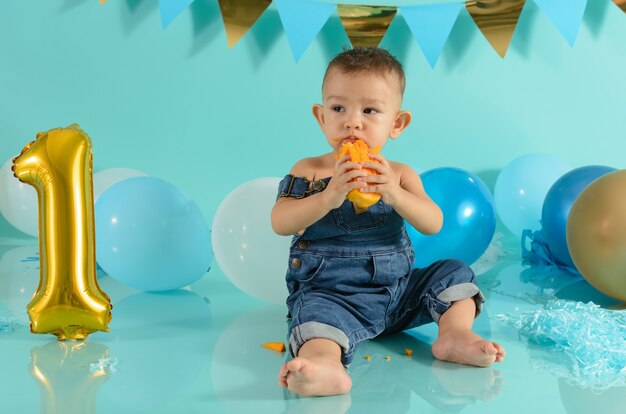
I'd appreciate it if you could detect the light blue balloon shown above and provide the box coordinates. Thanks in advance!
[407,167,496,268]
[494,154,571,237]
[95,177,212,291]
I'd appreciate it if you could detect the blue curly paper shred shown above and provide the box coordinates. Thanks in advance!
[89,357,119,374]
[497,299,626,392]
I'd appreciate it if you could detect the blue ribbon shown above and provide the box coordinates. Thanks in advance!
[521,228,580,276]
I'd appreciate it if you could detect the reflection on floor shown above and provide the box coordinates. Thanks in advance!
[0,234,624,414]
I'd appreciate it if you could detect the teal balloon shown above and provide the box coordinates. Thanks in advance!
[95,177,212,291]
[542,165,616,268]
[494,154,571,237]
[407,168,496,268]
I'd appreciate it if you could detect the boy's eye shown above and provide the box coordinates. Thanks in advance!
[363,108,378,114]
[331,105,345,113]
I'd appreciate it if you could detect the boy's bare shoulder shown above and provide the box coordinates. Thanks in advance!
[290,154,334,181]
[389,160,422,184]
[389,160,416,174]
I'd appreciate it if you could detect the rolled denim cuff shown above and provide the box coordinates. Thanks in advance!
[431,283,485,323]
[289,321,350,359]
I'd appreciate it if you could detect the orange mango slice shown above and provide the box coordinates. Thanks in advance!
[261,342,286,352]
[337,139,381,209]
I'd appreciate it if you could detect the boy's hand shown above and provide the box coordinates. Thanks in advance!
[322,155,368,210]
[359,153,402,206]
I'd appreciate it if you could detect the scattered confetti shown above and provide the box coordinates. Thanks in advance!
[261,342,286,352]
[89,357,118,374]
[497,299,626,392]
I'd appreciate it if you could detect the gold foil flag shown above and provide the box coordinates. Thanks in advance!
[467,0,526,58]
[337,6,397,48]
[218,0,272,47]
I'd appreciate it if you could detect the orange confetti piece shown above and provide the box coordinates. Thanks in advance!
[261,342,286,352]
[404,348,413,357]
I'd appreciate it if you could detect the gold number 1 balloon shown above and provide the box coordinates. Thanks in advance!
[12,124,112,340]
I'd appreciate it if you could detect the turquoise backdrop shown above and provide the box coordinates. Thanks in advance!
[1,0,625,238]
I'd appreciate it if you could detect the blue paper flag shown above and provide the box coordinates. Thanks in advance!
[275,0,335,62]
[160,0,196,29]
[533,0,588,46]
[400,2,463,68]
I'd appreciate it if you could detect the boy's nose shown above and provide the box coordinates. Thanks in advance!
[344,113,362,130]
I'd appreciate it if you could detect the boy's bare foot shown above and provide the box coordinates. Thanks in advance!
[278,356,352,397]
[432,328,505,367]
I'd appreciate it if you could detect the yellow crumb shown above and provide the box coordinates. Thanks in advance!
[261,342,286,352]
[404,348,413,357]
[364,355,372,361]
[385,355,391,361]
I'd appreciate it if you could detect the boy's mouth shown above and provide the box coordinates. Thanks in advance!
[342,136,359,144]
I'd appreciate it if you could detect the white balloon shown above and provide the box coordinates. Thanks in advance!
[212,178,291,305]
[0,159,38,237]
[93,167,147,203]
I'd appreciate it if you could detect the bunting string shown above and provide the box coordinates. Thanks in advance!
[99,0,626,67]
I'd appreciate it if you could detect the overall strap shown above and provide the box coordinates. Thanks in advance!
[276,174,329,199]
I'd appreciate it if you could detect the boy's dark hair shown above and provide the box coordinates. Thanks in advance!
[323,47,406,96]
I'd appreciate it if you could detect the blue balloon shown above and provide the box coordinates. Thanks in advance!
[407,167,496,268]
[95,177,212,291]
[542,165,616,268]
[494,154,571,237]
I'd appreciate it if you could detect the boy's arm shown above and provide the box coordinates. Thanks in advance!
[271,193,333,236]
[360,156,443,235]
[392,165,443,235]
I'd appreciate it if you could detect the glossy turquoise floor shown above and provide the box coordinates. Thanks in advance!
[1,233,624,414]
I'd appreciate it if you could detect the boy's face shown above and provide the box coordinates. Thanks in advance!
[313,68,411,153]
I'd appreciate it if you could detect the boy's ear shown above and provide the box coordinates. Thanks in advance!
[312,104,325,128]
[390,110,412,139]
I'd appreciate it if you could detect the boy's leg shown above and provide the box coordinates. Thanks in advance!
[432,298,506,367]
[278,338,352,397]
[383,259,506,367]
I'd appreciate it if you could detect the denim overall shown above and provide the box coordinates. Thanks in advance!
[277,175,484,366]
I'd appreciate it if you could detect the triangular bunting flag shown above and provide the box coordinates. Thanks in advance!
[533,0,588,46]
[612,0,626,12]
[337,5,397,48]
[160,0,196,29]
[275,0,335,62]
[218,0,272,48]
[401,3,462,68]
[467,0,526,58]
